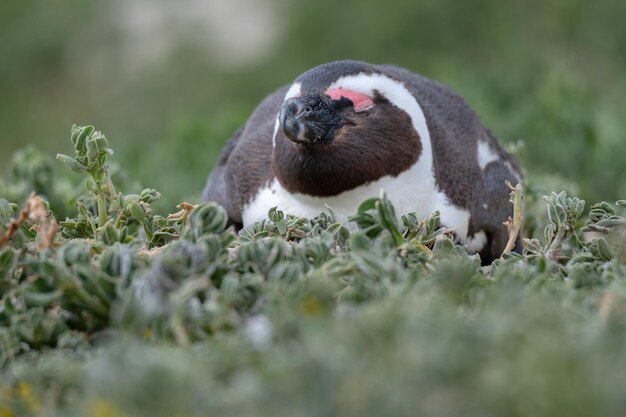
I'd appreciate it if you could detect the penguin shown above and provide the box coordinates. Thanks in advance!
[202,60,522,264]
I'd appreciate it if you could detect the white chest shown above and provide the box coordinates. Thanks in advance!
[242,158,471,242]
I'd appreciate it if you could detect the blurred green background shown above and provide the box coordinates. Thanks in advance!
[1,0,625,211]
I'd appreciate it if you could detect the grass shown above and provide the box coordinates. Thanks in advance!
[0,126,625,416]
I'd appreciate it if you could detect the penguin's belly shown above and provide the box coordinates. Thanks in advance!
[242,159,472,242]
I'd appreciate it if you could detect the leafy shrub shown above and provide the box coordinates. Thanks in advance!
[0,126,625,416]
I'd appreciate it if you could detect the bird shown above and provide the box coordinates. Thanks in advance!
[202,60,522,264]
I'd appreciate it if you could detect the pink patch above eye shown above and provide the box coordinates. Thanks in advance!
[325,88,374,112]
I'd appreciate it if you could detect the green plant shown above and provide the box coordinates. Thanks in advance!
[0,125,625,416]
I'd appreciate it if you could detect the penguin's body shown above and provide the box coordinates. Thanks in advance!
[202,60,522,263]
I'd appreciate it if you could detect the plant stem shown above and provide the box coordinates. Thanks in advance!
[96,194,107,228]
[545,226,568,261]
[502,180,523,255]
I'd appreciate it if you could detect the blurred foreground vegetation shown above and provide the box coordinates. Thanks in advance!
[0,126,625,416]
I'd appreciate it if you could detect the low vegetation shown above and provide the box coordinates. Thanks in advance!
[0,126,625,416]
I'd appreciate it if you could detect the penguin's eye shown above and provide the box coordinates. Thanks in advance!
[325,88,374,112]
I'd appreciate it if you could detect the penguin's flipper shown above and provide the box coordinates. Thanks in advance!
[201,126,245,227]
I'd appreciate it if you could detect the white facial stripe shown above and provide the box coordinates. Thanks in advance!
[271,116,280,148]
[284,82,301,100]
[273,82,302,149]
[327,73,432,166]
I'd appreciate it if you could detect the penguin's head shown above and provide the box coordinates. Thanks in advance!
[278,93,358,145]
[273,60,426,197]
[277,61,386,146]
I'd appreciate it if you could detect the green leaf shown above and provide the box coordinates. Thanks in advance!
[23,290,63,307]
[0,248,17,283]
[86,132,110,163]
[140,188,161,204]
[72,125,94,152]
[350,231,372,251]
[268,207,284,223]
[356,197,377,214]
[56,154,87,173]
[184,203,229,240]
[128,201,146,222]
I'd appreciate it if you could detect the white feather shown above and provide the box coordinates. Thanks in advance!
[466,230,487,252]
[477,141,500,170]
[478,141,521,183]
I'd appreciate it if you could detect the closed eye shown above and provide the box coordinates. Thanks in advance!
[325,87,375,112]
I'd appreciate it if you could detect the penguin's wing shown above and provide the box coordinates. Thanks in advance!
[202,85,290,226]
[201,125,244,222]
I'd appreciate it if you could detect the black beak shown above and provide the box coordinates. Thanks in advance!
[279,95,342,145]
